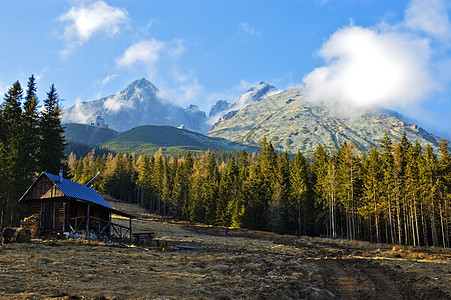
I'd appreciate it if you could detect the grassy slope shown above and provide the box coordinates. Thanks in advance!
[63,123,118,146]
[103,125,258,156]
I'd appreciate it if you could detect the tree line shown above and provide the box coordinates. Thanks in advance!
[68,135,450,248]
[0,76,65,227]
[0,76,449,248]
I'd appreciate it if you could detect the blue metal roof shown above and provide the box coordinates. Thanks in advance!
[44,172,112,209]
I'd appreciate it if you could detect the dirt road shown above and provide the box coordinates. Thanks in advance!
[0,202,449,299]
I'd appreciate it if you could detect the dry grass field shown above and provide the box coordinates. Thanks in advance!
[0,200,450,299]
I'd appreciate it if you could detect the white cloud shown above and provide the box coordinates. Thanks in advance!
[101,74,118,86]
[103,93,135,113]
[179,78,204,102]
[303,26,433,108]
[302,0,451,110]
[404,0,451,41]
[62,100,94,124]
[116,39,166,68]
[239,22,259,36]
[59,1,128,44]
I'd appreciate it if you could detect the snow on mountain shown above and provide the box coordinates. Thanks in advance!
[233,82,279,110]
[209,82,279,125]
[63,78,210,133]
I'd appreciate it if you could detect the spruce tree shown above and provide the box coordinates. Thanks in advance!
[312,145,333,236]
[270,152,290,233]
[241,162,270,230]
[289,151,309,236]
[361,147,382,243]
[380,133,396,243]
[337,141,360,240]
[203,152,219,225]
[405,145,421,246]
[22,75,40,177]
[216,156,239,226]
[1,81,24,226]
[39,84,65,174]
[437,139,450,247]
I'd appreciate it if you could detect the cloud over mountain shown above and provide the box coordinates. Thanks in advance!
[303,0,450,110]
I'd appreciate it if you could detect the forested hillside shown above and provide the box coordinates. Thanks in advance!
[1,76,449,249]
[68,135,450,248]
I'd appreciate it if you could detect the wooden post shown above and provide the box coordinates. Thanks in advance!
[108,213,112,240]
[52,203,56,231]
[129,217,132,244]
[62,203,66,232]
[85,204,90,239]
[40,203,45,231]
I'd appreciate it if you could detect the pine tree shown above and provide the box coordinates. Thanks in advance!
[229,150,249,227]
[270,152,290,233]
[393,142,406,244]
[0,141,8,227]
[172,155,192,219]
[380,133,396,243]
[437,139,450,247]
[1,81,24,226]
[241,162,270,230]
[289,151,309,236]
[337,141,361,240]
[405,145,421,246]
[312,145,333,236]
[203,152,219,224]
[361,148,383,243]
[419,144,439,246]
[136,155,153,209]
[189,152,209,222]
[216,155,239,226]
[39,84,65,174]
[22,75,40,178]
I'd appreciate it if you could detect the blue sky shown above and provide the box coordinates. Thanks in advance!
[1,0,450,139]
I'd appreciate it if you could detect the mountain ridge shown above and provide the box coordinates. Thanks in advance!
[62,78,447,156]
[63,78,210,133]
[207,85,445,155]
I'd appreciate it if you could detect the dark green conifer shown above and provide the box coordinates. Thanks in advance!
[38,84,66,174]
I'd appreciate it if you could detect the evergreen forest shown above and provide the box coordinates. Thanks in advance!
[0,76,65,226]
[0,76,449,248]
[68,135,450,248]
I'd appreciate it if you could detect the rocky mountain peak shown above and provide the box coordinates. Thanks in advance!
[209,100,232,117]
[126,78,159,93]
[234,82,278,110]
[208,82,279,126]
[63,78,209,133]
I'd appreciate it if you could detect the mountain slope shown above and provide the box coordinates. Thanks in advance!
[103,125,259,156]
[209,82,279,123]
[63,79,209,133]
[207,85,444,155]
[63,123,118,146]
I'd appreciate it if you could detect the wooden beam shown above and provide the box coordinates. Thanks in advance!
[40,203,45,231]
[52,202,56,230]
[85,203,91,239]
[129,217,132,244]
[62,203,66,232]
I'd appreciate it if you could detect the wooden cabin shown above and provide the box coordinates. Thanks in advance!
[19,172,134,241]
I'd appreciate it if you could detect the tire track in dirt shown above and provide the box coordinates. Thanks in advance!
[361,266,402,299]
[314,258,402,299]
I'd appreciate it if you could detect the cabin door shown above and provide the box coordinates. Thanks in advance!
[41,202,55,232]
